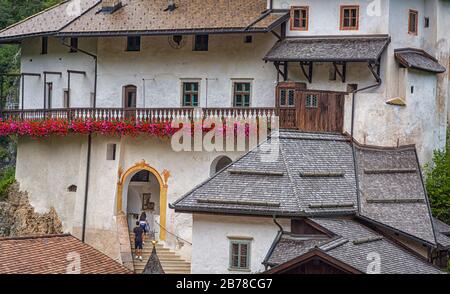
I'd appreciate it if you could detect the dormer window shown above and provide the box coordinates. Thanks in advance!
[340,6,359,30]
[408,10,418,35]
[127,36,141,52]
[290,6,309,31]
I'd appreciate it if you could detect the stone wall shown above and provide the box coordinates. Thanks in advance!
[0,182,63,237]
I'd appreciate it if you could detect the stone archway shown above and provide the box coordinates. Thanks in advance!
[116,160,170,241]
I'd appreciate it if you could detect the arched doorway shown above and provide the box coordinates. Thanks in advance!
[210,156,233,176]
[116,161,170,241]
[126,170,161,237]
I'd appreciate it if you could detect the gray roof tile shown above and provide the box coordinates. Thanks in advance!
[395,48,446,73]
[264,36,390,62]
[355,146,437,244]
[267,218,443,274]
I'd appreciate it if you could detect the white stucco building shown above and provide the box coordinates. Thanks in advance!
[0,0,448,273]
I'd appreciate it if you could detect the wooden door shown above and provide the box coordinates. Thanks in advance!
[123,85,137,118]
[297,90,344,133]
[276,82,306,129]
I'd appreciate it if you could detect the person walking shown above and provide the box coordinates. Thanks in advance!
[133,221,144,261]
[139,211,149,243]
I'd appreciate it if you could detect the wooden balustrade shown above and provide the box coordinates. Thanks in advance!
[0,107,277,123]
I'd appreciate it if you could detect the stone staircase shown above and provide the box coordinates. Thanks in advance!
[129,233,191,274]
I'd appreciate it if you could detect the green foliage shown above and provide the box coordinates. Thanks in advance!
[425,135,450,224]
[0,166,14,201]
[0,0,62,73]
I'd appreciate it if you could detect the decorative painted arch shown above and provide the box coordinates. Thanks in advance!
[116,160,171,241]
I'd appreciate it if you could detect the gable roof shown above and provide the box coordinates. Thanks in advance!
[0,234,132,274]
[395,48,446,74]
[355,145,437,245]
[0,0,99,42]
[0,0,288,42]
[173,131,358,217]
[265,248,362,274]
[265,218,443,274]
[264,36,391,62]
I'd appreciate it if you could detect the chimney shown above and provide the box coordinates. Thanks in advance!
[101,0,122,13]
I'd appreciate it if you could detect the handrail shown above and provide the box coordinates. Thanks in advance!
[154,220,192,246]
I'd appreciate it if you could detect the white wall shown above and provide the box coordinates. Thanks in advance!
[21,37,97,109]
[273,0,389,36]
[191,214,290,274]
[96,34,279,108]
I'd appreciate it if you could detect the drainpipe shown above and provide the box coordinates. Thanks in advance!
[59,38,97,242]
[350,73,382,214]
[59,39,98,107]
[81,133,92,243]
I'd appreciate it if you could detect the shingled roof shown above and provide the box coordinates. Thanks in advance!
[265,218,443,274]
[0,234,132,274]
[173,131,358,217]
[0,0,98,42]
[264,36,391,62]
[355,146,437,245]
[173,131,438,247]
[0,0,288,42]
[395,48,446,74]
[433,218,450,248]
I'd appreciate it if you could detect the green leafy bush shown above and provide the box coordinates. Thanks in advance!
[0,167,14,201]
[425,135,450,224]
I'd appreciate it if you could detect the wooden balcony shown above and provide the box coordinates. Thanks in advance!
[0,107,277,122]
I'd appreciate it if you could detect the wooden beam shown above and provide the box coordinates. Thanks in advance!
[333,62,347,83]
[300,61,313,83]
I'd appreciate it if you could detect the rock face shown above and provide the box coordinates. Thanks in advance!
[0,183,62,237]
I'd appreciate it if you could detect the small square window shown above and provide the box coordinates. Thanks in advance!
[107,144,117,161]
[306,94,318,108]
[408,10,418,35]
[41,37,48,55]
[340,6,359,30]
[233,82,251,107]
[229,240,251,270]
[182,82,200,107]
[290,6,309,31]
[127,36,141,51]
[194,35,209,51]
[244,36,253,43]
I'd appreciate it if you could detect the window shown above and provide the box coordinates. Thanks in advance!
[46,82,53,109]
[182,82,199,107]
[279,88,295,107]
[131,170,150,182]
[63,89,69,108]
[229,240,251,270]
[424,17,430,28]
[290,6,309,31]
[41,37,48,55]
[127,36,141,51]
[68,185,77,192]
[194,35,209,51]
[244,35,253,44]
[70,38,78,53]
[106,144,116,161]
[123,85,137,108]
[408,10,418,35]
[306,94,318,108]
[340,6,359,30]
[329,66,337,81]
[233,82,251,107]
